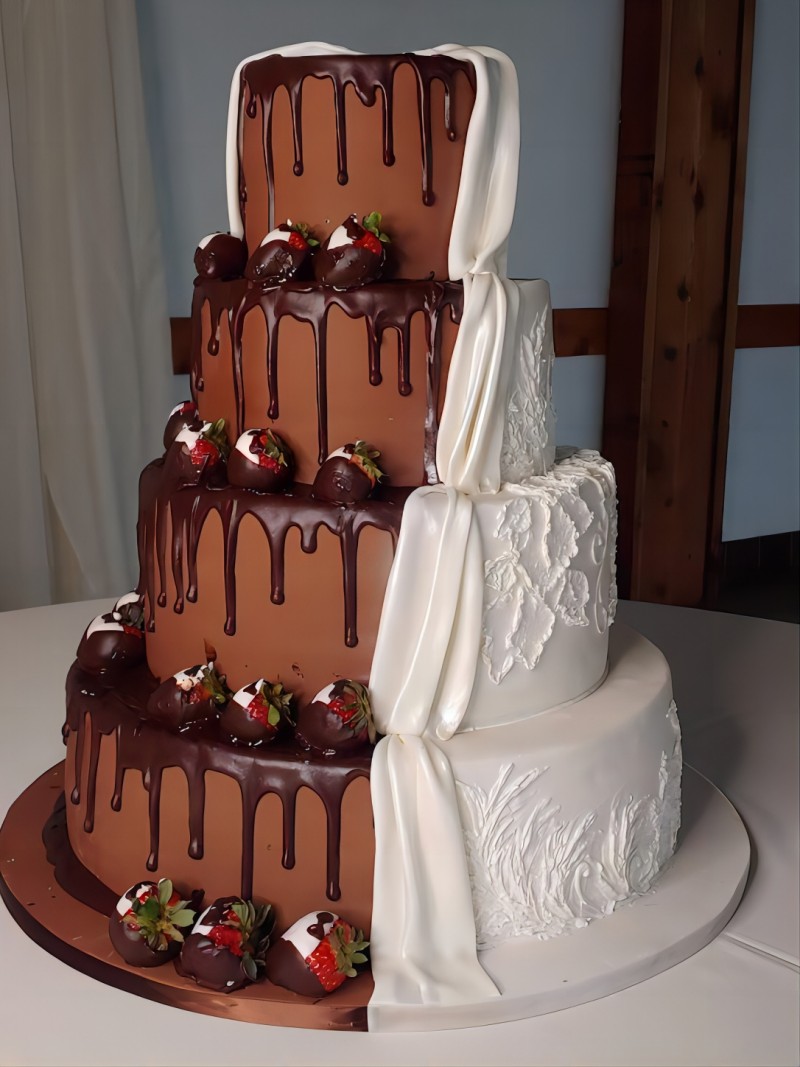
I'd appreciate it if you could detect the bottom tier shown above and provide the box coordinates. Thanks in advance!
[64,624,679,953]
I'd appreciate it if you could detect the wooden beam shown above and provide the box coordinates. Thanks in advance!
[735,304,800,348]
[602,0,667,600]
[604,0,756,605]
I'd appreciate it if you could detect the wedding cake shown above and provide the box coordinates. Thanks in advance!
[51,43,680,1027]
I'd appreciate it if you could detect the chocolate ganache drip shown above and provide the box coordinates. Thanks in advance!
[137,459,407,646]
[225,280,462,468]
[64,663,371,901]
[239,53,475,226]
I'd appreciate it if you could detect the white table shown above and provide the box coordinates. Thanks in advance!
[1,599,798,1066]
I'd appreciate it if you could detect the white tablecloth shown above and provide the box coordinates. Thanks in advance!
[1,598,798,1066]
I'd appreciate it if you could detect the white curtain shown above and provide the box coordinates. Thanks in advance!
[0,0,173,609]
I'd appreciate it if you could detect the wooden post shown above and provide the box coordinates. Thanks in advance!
[603,0,755,604]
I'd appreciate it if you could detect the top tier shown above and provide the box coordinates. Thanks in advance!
[226,45,521,282]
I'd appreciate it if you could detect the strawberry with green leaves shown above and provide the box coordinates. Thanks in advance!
[245,220,319,284]
[143,661,231,733]
[222,678,295,746]
[265,911,369,997]
[76,593,145,675]
[108,879,198,968]
[312,441,384,504]
[178,896,274,992]
[163,400,201,450]
[227,428,295,493]
[294,679,375,757]
[314,211,391,289]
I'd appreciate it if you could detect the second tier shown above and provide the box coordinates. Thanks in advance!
[139,449,617,722]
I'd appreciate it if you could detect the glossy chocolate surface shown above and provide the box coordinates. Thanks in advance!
[236,54,475,279]
[64,662,371,903]
[190,278,462,485]
[194,234,248,281]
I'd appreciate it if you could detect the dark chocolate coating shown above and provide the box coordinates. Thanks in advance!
[227,436,294,493]
[220,686,281,746]
[245,231,311,284]
[264,937,326,997]
[142,675,219,733]
[108,882,180,968]
[312,455,374,504]
[294,699,370,758]
[108,911,181,968]
[176,896,253,993]
[314,220,385,290]
[163,404,201,451]
[194,233,248,281]
[76,616,144,674]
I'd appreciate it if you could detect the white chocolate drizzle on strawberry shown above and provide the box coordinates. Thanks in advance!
[259,221,293,245]
[280,911,339,962]
[85,612,127,638]
[192,903,218,938]
[114,591,141,611]
[173,664,210,690]
[232,680,265,709]
[197,233,221,250]
[234,429,262,463]
[326,221,356,251]
[168,400,196,419]
[175,422,212,451]
[312,683,337,705]
[115,881,155,917]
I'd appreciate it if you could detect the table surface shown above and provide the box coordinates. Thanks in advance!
[0,598,798,1067]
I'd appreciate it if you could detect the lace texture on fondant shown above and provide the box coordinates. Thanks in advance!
[457,706,682,948]
[482,450,618,684]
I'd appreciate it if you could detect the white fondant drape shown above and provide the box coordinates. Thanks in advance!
[0,0,173,609]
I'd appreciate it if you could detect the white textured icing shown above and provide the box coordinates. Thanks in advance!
[450,626,681,948]
[280,912,338,961]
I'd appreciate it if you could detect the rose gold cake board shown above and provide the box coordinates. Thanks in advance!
[0,762,371,1032]
[1,761,750,1033]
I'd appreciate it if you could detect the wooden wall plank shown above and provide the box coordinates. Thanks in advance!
[602,0,667,599]
[605,0,756,606]
[736,304,800,348]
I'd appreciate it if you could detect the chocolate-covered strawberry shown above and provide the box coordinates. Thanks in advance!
[221,679,294,746]
[227,429,294,493]
[194,232,248,281]
[163,400,201,451]
[177,896,273,992]
[76,593,145,674]
[312,441,384,504]
[245,220,318,284]
[314,212,390,289]
[143,661,230,732]
[109,879,197,968]
[168,417,229,487]
[264,911,369,997]
[294,680,375,757]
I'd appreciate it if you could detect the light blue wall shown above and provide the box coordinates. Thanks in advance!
[135,0,623,447]
[723,0,800,541]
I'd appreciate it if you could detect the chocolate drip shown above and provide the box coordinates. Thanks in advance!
[64,663,371,901]
[139,462,407,647]
[189,279,244,397]
[221,279,463,468]
[239,54,475,213]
